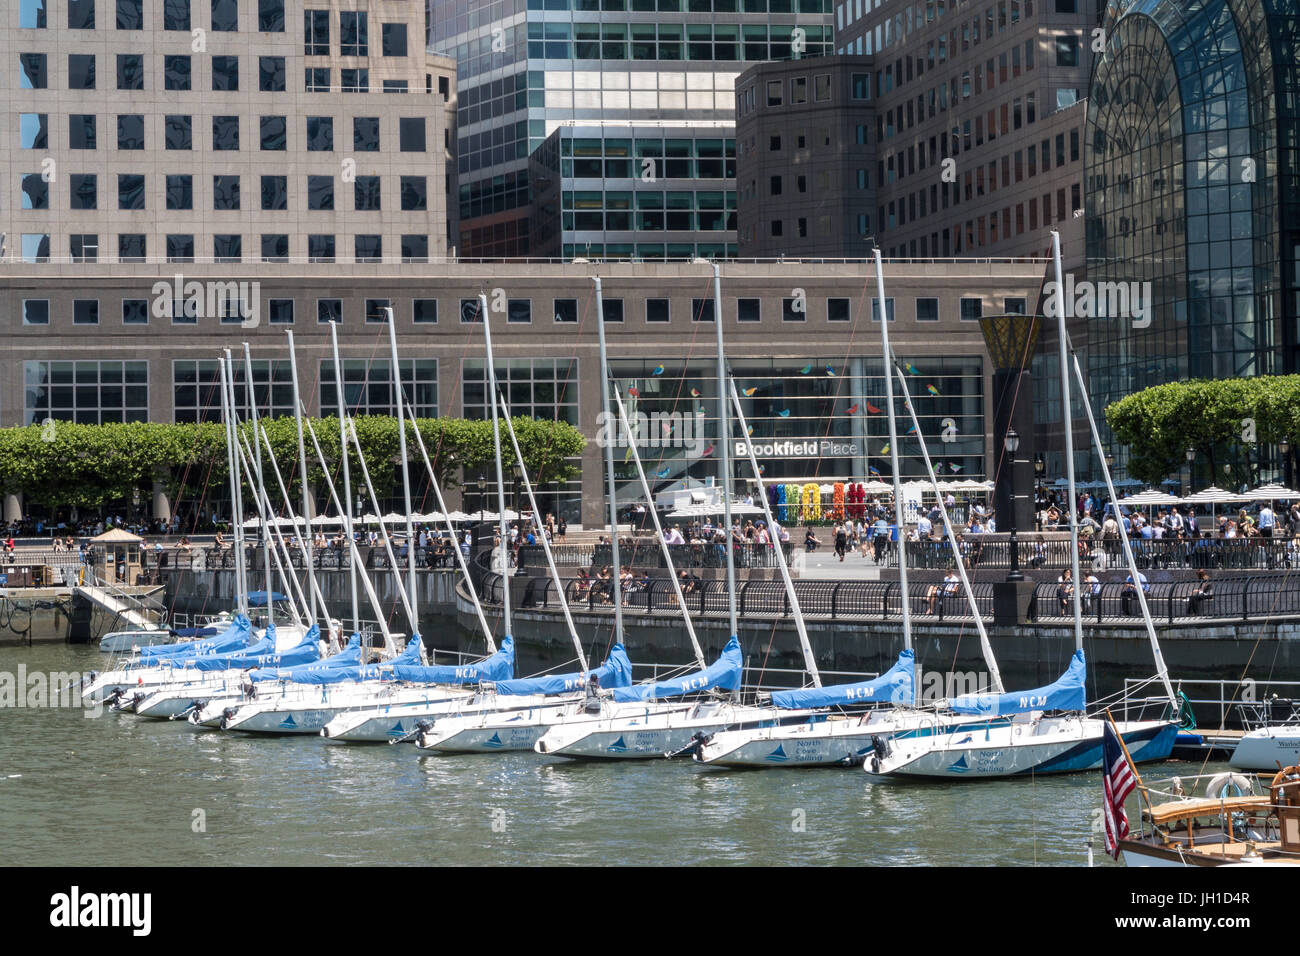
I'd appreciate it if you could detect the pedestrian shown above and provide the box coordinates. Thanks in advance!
[1187,569,1213,615]
[834,522,847,561]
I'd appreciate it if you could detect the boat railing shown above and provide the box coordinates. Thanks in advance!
[622,661,880,696]
[1122,677,1300,730]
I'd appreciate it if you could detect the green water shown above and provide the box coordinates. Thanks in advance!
[0,643,1216,866]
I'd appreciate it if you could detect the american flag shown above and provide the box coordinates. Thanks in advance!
[1102,722,1136,859]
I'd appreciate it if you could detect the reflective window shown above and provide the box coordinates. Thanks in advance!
[213,175,240,209]
[212,115,239,150]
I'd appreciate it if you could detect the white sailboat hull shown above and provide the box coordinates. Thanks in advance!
[534,701,781,760]
[1229,726,1300,771]
[318,690,511,741]
[865,716,1177,779]
[223,683,479,735]
[414,699,597,752]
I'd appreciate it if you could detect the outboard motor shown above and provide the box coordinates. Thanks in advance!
[220,706,238,729]
[868,734,890,773]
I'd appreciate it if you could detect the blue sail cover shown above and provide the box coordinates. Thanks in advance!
[770,648,914,710]
[136,615,253,663]
[949,649,1087,716]
[249,633,361,683]
[181,624,321,672]
[611,636,743,702]
[495,643,633,696]
[386,635,515,685]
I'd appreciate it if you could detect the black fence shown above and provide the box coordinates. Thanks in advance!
[1029,573,1300,625]
[880,536,1300,572]
[483,571,996,622]
[515,541,793,571]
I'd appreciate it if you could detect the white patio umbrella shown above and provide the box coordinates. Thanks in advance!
[1120,489,1182,507]
[1180,486,1249,505]
[310,514,343,525]
[380,512,405,524]
[1244,482,1300,501]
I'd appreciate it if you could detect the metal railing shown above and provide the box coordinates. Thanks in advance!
[887,537,1300,571]
[486,570,995,622]
[1122,677,1300,730]
[514,541,793,570]
[1029,573,1300,625]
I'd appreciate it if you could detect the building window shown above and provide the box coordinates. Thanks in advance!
[827,298,851,322]
[646,298,669,323]
[306,116,333,151]
[258,0,284,32]
[401,235,427,262]
[21,0,48,29]
[166,175,193,210]
[1003,297,1027,315]
[317,298,342,324]
[260,116,286,150]
[25,360,149,425]
[213,175,240,210]
[308,235,335,262]
[400,176,427,211]
[167,234,196,265]
[22,300,50,326]
[73,300,100,325]
[340,68,368,92]
[321,357,438,418]
[365,299,391,323]
[692,298,715,322]
[122,299,149,325]
[71,235,99,262]
[173,359,292,423]
[165,55,190,91]
[354,176,381,210]
[261,175,288,210]
[601,299,624,323]
[1055,35,1078,67]
[353,117,380,151]
[118,174,145,210]
[916,297,940,322]
[69,114,97,149]
[268,299,294,324]
[259,56,286,91]
[737,298,760,322]
[355,235,381,262]
[213,234,242,262]
[212,115,239,150]
[383,79,408,93]
[163,0,190,30]
[307,175,334,210]
[70,174,97,210]
[507,299,532,324]
[413,299,438,324]
[69,0,95,29]
[871,298,896,322]
[165,114,192,150]
[117,54,144,90]
[69,54,96,90]
[399,117,426,152]
[212,0,238,31]
[340,11,368,56]
[766,79,782,105]
[381,22,407,56]
[814,74,831,101]
[118,234,145,261]
[460,298,482,323]
[19,114,47,149]
[551,298,579,323]
[304,9,329,55]
[19,53,48,89]
[959,297,983,321]
[212,56,239,90]
[258,234,287,262]
[781,297,805,322]
[21,234,50,263]
[118,114,144,149]
[305,67,330,91]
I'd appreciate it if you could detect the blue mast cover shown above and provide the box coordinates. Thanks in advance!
[181,624,321,672]
[386,635,515,685]
[249,634,362,682]
[495,643,633,696]
[135,615,252,663]
[949,649,1087,716]
[611,636,743,702]
[770,648,914,710]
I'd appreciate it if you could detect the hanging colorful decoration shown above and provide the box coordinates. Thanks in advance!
[832,482,846,520]
[775,483,786,523]
[801,483,822,522]
[778,409,791,417]
[926,384,940,396]
[866,402,882,414]
[845,403,860,415]
[785,484,801,523]
[690,388,701,397]
[743,387,758,396]
[825,365,836,376]
[628,386,641,398]
[905,363,921,375]
[652,365,665,375]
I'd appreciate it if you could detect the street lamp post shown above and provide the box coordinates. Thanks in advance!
[1005,427,1023,582]
[1281,438,1291,489]
[1033,454,1045,531]
[476,476,485,524]
[1185,447,1196,496]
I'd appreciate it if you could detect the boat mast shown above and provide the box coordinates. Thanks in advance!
[711,263,740,643]
[1065,345,1179,710]
[218,355,248,617]
[479,292,512,642]
[592,277,625,643]
[496,391,589,672]
[874,251,915,703]
[285,331,318,635]
[242,343,274,627]
[892,364,1006,695]
[610,386,706,669]
[1051,231,1084,652]
[384,307,419,638]
[234,431,306,627]
[328,322,361,635]
[728,378,821,687]
[222,350,250,617]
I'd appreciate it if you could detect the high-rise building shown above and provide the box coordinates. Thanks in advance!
[433,0,835,259]
[4,0,457,266]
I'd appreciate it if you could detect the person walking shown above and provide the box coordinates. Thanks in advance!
[834,522,847,561]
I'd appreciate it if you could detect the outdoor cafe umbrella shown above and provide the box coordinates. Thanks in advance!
[1244,482,1300,502]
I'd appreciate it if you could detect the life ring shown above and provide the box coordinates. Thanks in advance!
[1206,772,1253,800]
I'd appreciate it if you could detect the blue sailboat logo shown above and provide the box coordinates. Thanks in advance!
[607,735,629,753]
[485,732,503,749]
[279,714,297,729]
[948,754,970,773]
[387,722,405,737]
[765,744,789,762]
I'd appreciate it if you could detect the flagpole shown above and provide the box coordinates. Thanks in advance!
[1104,708,1150,801]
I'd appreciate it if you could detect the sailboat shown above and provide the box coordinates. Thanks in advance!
[865,232,1180,779]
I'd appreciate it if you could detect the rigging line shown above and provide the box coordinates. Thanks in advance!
[751,615,782,694]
